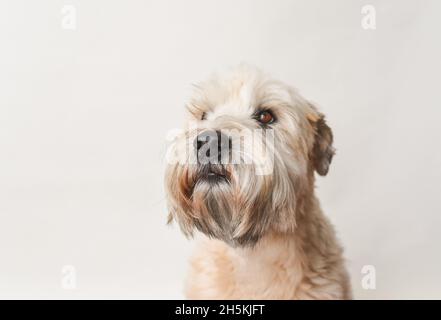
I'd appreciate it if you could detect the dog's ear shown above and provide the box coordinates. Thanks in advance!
[307,110,335,176]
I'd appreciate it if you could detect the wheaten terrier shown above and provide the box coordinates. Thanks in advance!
[165,65,351,299]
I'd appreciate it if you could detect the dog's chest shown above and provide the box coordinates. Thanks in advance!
[187,236,311,299]
[228,240,306,299]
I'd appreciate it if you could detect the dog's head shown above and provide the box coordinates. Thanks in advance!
[165,65,334,247]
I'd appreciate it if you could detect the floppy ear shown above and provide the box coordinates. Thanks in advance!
[308,112,335,176]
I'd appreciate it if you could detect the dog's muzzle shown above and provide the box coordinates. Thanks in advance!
[193,130,232,183]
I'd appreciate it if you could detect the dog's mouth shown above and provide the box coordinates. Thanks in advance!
[195,164,230,184]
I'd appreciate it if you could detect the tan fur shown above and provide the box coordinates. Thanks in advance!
[185,197,351,299]
[165,65,351,299]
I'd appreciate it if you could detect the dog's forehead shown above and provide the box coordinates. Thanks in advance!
[208,80,257,118]
[187,65,309,126]
[202,72,293,118]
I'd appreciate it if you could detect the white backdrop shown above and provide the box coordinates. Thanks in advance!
[1,0,440,299]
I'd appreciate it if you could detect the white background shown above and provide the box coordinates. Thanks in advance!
[1,0,440,299]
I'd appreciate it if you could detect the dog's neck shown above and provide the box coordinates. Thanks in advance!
[225,231,306,297]
[232,193,325,272]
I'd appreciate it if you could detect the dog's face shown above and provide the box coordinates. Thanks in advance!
[165,66,334,247]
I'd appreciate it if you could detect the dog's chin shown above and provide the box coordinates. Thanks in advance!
[193,164,230,187]
[196,173,228,186]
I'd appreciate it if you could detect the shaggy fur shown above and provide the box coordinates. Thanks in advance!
[165,65,351,299]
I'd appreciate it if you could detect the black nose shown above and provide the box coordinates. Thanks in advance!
[194,130,231,164]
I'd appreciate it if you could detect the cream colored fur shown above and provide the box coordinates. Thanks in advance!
[165,65,351,300]
[186,197,351,299]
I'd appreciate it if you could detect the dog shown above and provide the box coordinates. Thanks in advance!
[165,65,351,299]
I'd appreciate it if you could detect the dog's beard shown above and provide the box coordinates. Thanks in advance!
[165,128,308,247]
[191,167,237,245]
[187,162,272,247]
[167,156,302,247]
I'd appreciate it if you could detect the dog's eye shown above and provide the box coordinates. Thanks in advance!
[201,112,207,120]
[256,110,275,125]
